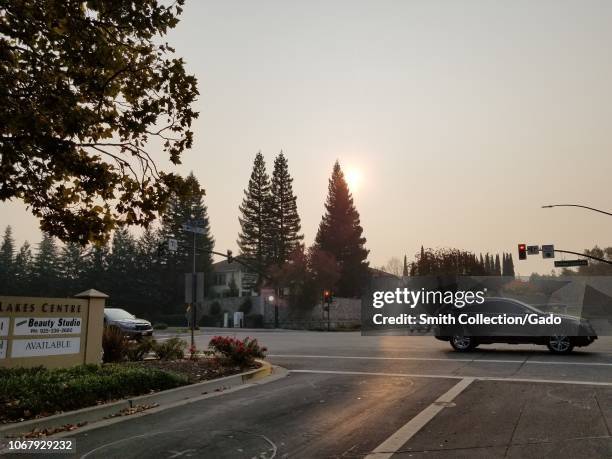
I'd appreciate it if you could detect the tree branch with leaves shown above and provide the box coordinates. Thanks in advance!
[0,0,198,244]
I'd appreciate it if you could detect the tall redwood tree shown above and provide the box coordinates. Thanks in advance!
[315,161,369,297]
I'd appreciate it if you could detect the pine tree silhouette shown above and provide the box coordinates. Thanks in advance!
[315,161,369,297]
[269,151,303,265]
[238,152,273,275]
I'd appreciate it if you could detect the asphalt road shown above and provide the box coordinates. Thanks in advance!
[33,330,612,458]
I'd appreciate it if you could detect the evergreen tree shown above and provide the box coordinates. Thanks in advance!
[106,228,138,308]
[504,253,515,277]
[484,253,491,274]
[315,161,369,297]
[402,254,409,277]
[32,233,59,295]
[13,242,33,295]
[135,228,165,314]
[161,172,214,312]
[58,242,88,294]
[417,245,430,275]
[494,254,501,276]
[85,243,109,293]
[269,151,303,265]
[0,226,15,293]
[238,152,272,275]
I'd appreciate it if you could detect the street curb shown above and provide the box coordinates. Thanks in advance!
[0,360,277,439]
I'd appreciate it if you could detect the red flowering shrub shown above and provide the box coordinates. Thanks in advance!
[208,336,267,367]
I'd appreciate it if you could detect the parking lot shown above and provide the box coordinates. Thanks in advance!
[52,330,612,458]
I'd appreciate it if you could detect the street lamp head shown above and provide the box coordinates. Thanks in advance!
[268,295,275,302]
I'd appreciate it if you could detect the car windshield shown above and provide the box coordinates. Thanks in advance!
[105,309,135,320]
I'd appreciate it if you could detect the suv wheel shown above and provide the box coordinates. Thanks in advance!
[547,336,574,354]
[450,335,476,352]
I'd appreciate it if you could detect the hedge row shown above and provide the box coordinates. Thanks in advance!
[0,364,189,423]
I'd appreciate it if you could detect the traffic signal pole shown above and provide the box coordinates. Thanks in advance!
[537,204,612,265]
[518,244,612,265]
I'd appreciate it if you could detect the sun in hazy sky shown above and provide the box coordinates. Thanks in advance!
[345,167,362,193]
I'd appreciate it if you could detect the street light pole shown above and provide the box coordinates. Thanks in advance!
[540,203,612,265]
[269,295,278,328]
[542,204,612,217]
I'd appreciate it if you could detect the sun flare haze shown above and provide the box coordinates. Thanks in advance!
[345,167,362,193]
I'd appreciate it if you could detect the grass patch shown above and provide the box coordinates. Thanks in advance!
[0,364,189,423]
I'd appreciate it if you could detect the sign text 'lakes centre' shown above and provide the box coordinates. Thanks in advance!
[0,291,107,368]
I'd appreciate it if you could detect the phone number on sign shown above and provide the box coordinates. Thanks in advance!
[3,439,75,454]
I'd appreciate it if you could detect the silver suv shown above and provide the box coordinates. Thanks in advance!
[104,308,153,339]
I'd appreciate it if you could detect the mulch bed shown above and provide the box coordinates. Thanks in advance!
[135,357,261,383]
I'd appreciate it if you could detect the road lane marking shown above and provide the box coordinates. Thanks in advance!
[80,430,190,459]
[526,360,612,366]
[365,378,474,459]
[290,369,612,386]
[269,354,612,367]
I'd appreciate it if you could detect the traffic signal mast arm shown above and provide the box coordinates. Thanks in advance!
[206,249,273,280]
[551,249,612,265]
[542,204,612,218]
[518,244,612,265]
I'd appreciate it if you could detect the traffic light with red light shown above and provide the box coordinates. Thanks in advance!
[518,243,527,260]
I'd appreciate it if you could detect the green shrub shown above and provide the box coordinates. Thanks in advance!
[0,364,188,422]
[153,337,186,360]
[125,338,155,361]
[102,326,129,363]
[153,322,168,330]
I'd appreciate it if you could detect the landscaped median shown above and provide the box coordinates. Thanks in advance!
[0,335,278,439]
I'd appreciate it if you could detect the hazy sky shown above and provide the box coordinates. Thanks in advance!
[3,0,612,275]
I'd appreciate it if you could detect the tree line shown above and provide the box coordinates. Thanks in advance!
[0,155,371,319]
[0,173,214,320]
[394,247,516,277]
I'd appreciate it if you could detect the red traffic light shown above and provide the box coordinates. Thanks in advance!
[518,243,527,260]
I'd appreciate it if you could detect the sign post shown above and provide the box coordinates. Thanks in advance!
[182,219,207,351]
